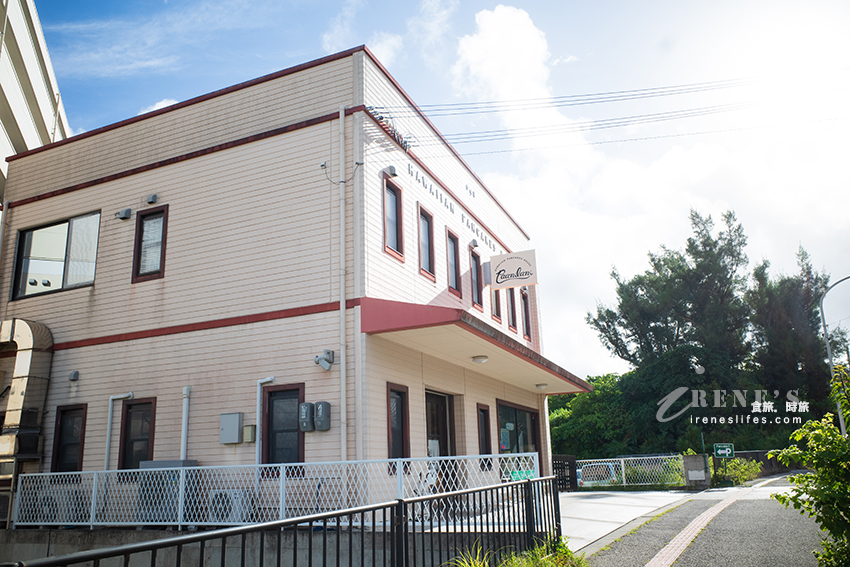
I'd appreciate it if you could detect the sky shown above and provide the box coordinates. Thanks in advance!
[34,0,850,379]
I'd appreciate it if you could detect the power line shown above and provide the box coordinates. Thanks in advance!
[422,102,753,147]
[378,78,754,117]
[439,115,848,157]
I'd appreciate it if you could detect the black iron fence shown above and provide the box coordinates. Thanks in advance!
[551,455,577,492]
[2,477,560,567]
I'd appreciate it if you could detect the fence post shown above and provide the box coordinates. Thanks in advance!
[396,459,404,499]
[523,480,535,551]
[551,477,562,541]
[279,464,287,520]
[89,472,98,527]
[393,499,407,567]
[621,458,626,487]
[177,468,186,528]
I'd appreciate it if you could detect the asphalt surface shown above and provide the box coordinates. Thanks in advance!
[579,474,824,567]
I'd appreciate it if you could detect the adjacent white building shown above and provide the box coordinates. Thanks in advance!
[0,0,69,199]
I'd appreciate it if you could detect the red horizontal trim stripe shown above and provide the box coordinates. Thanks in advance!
[9,107,367,210]
[53,298,361,351]
[8,47,366,162]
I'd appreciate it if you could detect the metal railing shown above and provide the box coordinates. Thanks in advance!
[2,477,561,567]
[576,454,684,487]
[13,453,539,528]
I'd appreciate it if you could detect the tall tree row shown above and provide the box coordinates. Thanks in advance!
[552,210,840,458]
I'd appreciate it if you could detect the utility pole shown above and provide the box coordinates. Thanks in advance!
[820,275,850,436]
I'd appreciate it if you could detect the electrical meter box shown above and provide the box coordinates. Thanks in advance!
[299,402,315,432]
[315,401,331,431]
[220,412,243,444]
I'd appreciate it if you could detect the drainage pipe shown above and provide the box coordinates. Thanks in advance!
[338,105,348,462]
[104,392,134,470]
[256,377,274,464]
[180,386,191,460]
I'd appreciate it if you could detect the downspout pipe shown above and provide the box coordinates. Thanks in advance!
[256,377,274,465]
[338,106,348,462]
[0,201,10,295]
[104,392,133,470]
[180,386,191,460]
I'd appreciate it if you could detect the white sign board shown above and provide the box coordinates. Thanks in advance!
[489,250,538,290]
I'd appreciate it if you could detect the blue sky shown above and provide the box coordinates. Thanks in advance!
[34,0,850,378]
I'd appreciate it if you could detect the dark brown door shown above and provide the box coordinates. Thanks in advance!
[425,392,451,457]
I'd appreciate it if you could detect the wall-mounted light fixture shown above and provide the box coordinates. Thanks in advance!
[471,355,489,364]
[314,350,335,371]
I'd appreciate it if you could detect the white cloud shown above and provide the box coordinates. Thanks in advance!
[44,0,283,78]
[406,0,458,64]
[368,32,404,67]
[451,5,850,378]
[321,0,363,54]
[138,99,178,115]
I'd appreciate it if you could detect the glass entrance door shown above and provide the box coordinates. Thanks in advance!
[425,392,452,457]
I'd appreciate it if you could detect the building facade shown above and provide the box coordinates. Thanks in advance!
[0,0,70,199]
[0,47,589,507]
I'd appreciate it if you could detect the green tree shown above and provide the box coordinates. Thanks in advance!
[549,374,634,459]
[746,249,832,405]
[587,210,750,370]
[769,365,850,566]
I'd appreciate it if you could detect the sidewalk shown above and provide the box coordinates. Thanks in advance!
[565,473,824,567]
[559,490,687,551]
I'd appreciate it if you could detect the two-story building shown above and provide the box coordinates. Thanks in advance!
[0,47,589,517]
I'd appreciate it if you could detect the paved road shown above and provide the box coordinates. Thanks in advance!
[567,474,824,567]
[559,490,687,551]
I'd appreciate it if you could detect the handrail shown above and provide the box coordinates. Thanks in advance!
[2,476,559,567]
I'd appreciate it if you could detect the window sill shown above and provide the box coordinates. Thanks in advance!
[384,246,405,263]
[419,268,436,282]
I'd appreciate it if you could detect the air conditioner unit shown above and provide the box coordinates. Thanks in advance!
[208,489,251,523]
[39,487,86,524]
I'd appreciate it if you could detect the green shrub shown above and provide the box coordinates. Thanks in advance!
[725,457,762,485]
[768,364,850,567]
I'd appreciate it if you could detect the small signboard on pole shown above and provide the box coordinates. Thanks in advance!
[713,443,734,459]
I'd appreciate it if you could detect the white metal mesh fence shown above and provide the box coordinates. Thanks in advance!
[576,455,684,487]
[13,453,539,527]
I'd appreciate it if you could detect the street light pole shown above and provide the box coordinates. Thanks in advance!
[820,274,850,437]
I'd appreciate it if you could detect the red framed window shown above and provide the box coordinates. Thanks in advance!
[387,383,410,474]
[446,230,461,298]
[132,205,168,283]
[477,403,493,470]
[470,248,483,309]
[507,288,517,331]
[263,383,305,464]
[52,404,87,472]
[384,180,404,261]
[521,288,532,340]
[118,398,155,470]
[418,205,435,279]
[491,288,501,321]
